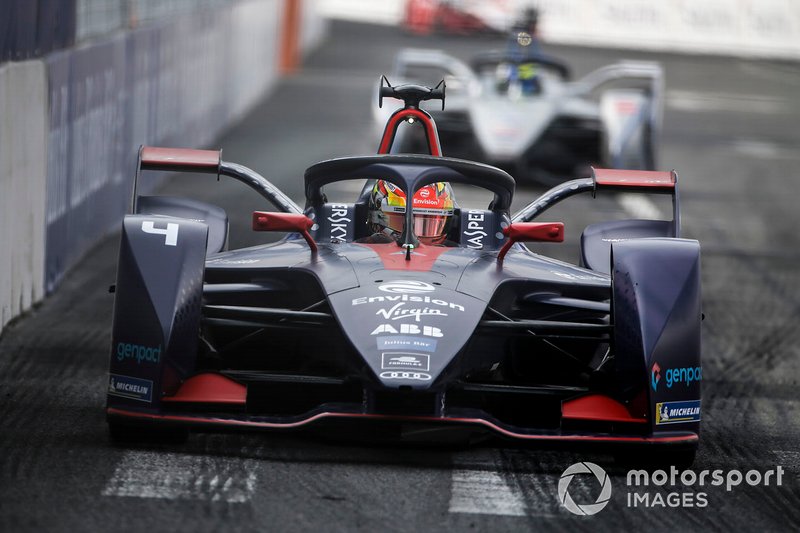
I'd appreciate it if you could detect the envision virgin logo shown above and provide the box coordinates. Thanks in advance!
[376,303,447,322]
[378,280,435,294]
[558,462,612,516]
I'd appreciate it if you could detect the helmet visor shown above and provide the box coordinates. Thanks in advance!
[383,212,449,239]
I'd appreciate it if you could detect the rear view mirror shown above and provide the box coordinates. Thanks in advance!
[252,211,317,252]
[498,222,564,261]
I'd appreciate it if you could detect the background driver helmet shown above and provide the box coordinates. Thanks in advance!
[368,181,455,244]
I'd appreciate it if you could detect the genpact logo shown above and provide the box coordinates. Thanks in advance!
[651,362,702,390]
[651,362,661,391]
[116,342,161,365]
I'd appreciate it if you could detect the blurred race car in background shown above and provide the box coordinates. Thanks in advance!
[376,47,663,186]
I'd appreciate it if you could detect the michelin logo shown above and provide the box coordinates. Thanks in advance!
[108,374,153,403]
[655,400,701,425]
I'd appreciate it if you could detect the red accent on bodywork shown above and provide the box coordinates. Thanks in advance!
[503,222,564,242]
[139,146,221,172]
[356,242,450,271]
[107,408,696,444]
[562,394,647,424]
[252,211,317,252]
[498,222,564,261]
[162,373,246,405]
[593,168,676,191]
[614,100,639,115]
[379,108,441,156]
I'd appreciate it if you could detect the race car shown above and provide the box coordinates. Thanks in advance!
[376,47,663,186]
[106,81,700,465]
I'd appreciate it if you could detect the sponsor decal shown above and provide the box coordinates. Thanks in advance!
[381,352,430,371]
[378,280,435,294]
[371,324,443,338]
[463,210,488,249]
[379,371,431,381]
[655,400,701,425]
[558,462,612,516]
[108,374,153,403]
[650,362,702,390]
[377,336,437,353]
[376,302,447,322]
[116,342,161,365]
[327,203,351,241]
[352,293,464,312]
[650,362,661,391]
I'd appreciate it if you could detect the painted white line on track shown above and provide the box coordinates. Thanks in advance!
[666,90,785,115]
[102,450,257,503]
[772,450,800,472]
[618,193,662,221]
[727,139,800,160]
[448,469,527,516]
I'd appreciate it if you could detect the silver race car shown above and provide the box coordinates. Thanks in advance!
[376,47,663,186]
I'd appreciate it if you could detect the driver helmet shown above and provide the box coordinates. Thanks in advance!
[368,180,455,244]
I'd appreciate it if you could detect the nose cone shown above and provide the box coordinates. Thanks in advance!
[471,99,554,160]
[327,279,487,390]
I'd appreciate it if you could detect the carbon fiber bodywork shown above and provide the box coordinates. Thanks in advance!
[107,150,701,455]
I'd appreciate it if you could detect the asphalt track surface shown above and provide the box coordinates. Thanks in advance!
[2,20,800,532]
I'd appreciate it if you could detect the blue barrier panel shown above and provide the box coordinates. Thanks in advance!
[45,36,128,291]
[0,0,76,62]
[42,0,307,293]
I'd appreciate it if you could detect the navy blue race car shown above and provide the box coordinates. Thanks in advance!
[106,80,701,464]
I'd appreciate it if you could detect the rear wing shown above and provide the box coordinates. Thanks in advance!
[512,167,680,237]
[131,145,302,214]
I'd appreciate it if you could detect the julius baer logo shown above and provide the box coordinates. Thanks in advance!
[558,461,785,516]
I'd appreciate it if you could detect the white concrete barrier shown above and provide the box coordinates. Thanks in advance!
[301,0,330,54]
[228,0,283,123]
[0,61,47,335]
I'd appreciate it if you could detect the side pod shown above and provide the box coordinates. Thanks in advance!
[611,238,702,435]
[107,215,208,412]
